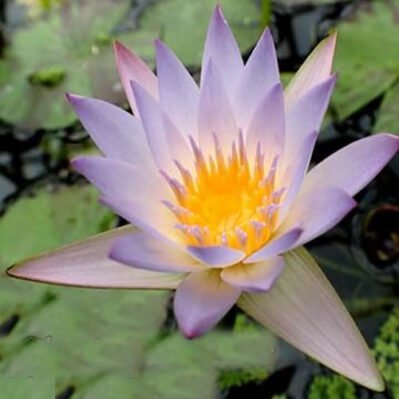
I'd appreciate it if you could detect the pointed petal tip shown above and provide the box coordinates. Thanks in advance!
[5,264,19,278]
[326,28,337,44]
[256,27,274,48]
[5,227,184,290]
[6,262,37,284]
[362,371,385,392]
[113,40,135,65]
[214,3,223,17]
[113,39,121,52]
[317,29,337,57]
[210,4,229,29]
[154,39,173,63]
[113,40,130,55]
[238,248,385,392]
[5,262,41,284]
[65,92,80,105]
[180,325,203,340]
[154,38,165,49]
[69,156,85,172]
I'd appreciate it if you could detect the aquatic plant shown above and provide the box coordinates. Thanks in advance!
[7,5,398,391]
[308,375,355,399]
[374,307,399,398]
[218,314,269,390]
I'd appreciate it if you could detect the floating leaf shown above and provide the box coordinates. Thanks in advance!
[273,0,341,7]
[0,0,155,130]
[332,0,399,120]
[0,0,263,130]
[0,184,277,397]
[143,328,276,399]
[139,0,263,66]
[373,82,399,135]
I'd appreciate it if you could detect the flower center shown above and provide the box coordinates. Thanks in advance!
[161,133,285,255]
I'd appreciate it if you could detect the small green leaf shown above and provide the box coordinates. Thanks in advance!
[308,375,356,399]
[332,0,399,120]
[373,307,399,398]
[138,0,262,66]
[373,82,399,135]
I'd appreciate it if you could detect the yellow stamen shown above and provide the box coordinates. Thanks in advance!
[162,134,285,255]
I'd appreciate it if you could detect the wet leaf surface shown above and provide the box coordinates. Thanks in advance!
[0,0,263,130]
[332,0,399,121]
[373,82,399,135]
[0,184,277,398]
[0,0,152,129]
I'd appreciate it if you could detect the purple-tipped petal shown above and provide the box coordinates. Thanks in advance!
[114,41,158,116]
[7,226,184,289]
[221,256,284,292]
[174,270,241,338]
[198,60,238,155]
[187,245,245,268]
[244,229,302,264]
[238,247,384,391]
[246,83,285,161]
[278,131,318,222]
[285,32,336,112]
[71,156,170,203]
[284,75,336,164]
[234,28,279,130]
[201,6,243,97]
[72,156,179,242]
[66,94,155,169]
[132,81,191,173]
[278,187,356,247]
[110,230,203,273]
[301,133,399,197]
[99,195,179,245]
[155,40,199,138]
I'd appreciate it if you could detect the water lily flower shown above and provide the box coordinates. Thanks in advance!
[7,6,398,391]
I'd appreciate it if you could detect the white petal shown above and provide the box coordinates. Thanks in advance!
[238,247,384,391]
[7,227,184,289]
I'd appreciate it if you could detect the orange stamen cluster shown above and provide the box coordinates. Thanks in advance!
[161,133,285,255]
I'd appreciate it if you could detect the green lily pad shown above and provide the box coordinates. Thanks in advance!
[142,328,276,399]
[1,0,265,130]
[274,0,344,7]
[139,0,263,66]
[0,185,116,341]
[373,82,399,135]
[0,184,277,398]
[15,0,62,20]
[0,373,53,399]
[0,0,156,130]
[332,0,399,121]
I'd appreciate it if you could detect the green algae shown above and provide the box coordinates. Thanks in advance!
[307,375,356,399]
[374,307,399,398]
